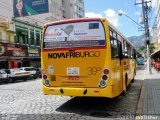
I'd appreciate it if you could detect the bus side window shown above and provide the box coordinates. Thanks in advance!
[131,48,135,59]
[117,41,123,60]
[110,37,118,59]
[127,43,131,58]
[133,49,136,59]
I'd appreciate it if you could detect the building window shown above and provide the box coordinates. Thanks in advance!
[30,31,34,45]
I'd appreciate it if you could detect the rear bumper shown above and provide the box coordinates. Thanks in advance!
[42,85,113,98]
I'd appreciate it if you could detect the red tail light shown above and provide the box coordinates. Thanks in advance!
[43,74,47,79]
[99,68,110,88]
[103,69,109,74]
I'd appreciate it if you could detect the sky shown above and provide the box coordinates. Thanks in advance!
[84,0,157,37]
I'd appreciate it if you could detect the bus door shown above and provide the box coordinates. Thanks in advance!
[110,37,122,92]
[118,41,123,92]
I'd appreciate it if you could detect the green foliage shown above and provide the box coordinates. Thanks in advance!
[149,43,155,54]
[137,43,155,56]
[138,46,145,53]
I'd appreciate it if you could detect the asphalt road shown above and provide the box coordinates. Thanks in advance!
[0,66,145,120]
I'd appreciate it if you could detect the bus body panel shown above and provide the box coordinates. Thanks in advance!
[41,48,111,88]
[41,18,136,98]
[43,85,113,98]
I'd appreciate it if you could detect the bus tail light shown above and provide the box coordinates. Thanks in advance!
[103,69,109,74]
[41,69,46,74]
[43,74,47,79]
[100,80,106,87]
[102,75,108,80]
[98,68,110,88]
[44,79,50,87]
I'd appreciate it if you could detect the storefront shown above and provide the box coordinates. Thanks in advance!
[26,46,41,68]
[0,57,9,69]
[151,49,160,61]
[0,42,27,69]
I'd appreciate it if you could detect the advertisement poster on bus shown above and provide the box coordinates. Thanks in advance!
[13,0,49,17]
[44,22,106,48]
[0,42,27,57]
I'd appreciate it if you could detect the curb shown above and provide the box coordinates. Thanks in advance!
[136,81,145,116]
[135,80,145,120]
[135,68,146,120]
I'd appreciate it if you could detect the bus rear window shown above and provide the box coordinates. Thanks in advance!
[89,23,99,29]
[43,21,105,49]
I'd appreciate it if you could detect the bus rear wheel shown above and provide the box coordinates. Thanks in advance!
[131,69,136,83]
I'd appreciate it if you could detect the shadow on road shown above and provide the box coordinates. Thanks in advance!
[56,80,143,118]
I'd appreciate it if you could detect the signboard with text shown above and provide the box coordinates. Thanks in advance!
[0,42,27,57]
[13,0,49,17]
[28,47,40,57]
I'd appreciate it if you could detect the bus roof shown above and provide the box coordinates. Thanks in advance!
[44,18,101,26]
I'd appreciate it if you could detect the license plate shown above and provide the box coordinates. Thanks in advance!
[67,67,79,75]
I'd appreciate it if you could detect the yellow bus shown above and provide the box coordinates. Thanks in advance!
[41,18,136,98]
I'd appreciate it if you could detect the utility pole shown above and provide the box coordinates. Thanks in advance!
[135,0,151,74]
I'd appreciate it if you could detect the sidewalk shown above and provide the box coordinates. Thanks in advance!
[136,67,160,119]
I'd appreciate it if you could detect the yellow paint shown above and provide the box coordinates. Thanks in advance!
[41,18,136,98]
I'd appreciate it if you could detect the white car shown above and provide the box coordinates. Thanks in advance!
[0,70,8,84]
[6,68,30,83]
[20,67,37,79]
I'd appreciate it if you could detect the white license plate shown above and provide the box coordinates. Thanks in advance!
[67,67,79,75]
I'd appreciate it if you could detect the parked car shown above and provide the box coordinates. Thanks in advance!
[0,70,8,84]
[5,68,30,83]
[20,67,37,79]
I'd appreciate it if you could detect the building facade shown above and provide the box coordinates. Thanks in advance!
[75,0,85,18]
[155,0,160,49]
[0,0,85,69]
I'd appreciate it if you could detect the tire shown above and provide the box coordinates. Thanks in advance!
[131,69,136,83]
[23,78,27,81]
[4,80,8,84]
[131,77,135,83]
[9,78,13,83]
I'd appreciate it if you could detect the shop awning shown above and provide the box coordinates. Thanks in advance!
[151,49,160,59]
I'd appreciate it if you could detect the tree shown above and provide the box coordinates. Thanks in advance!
[138,46,145,53]
[149,43,155,54]
[138,43,155,58]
